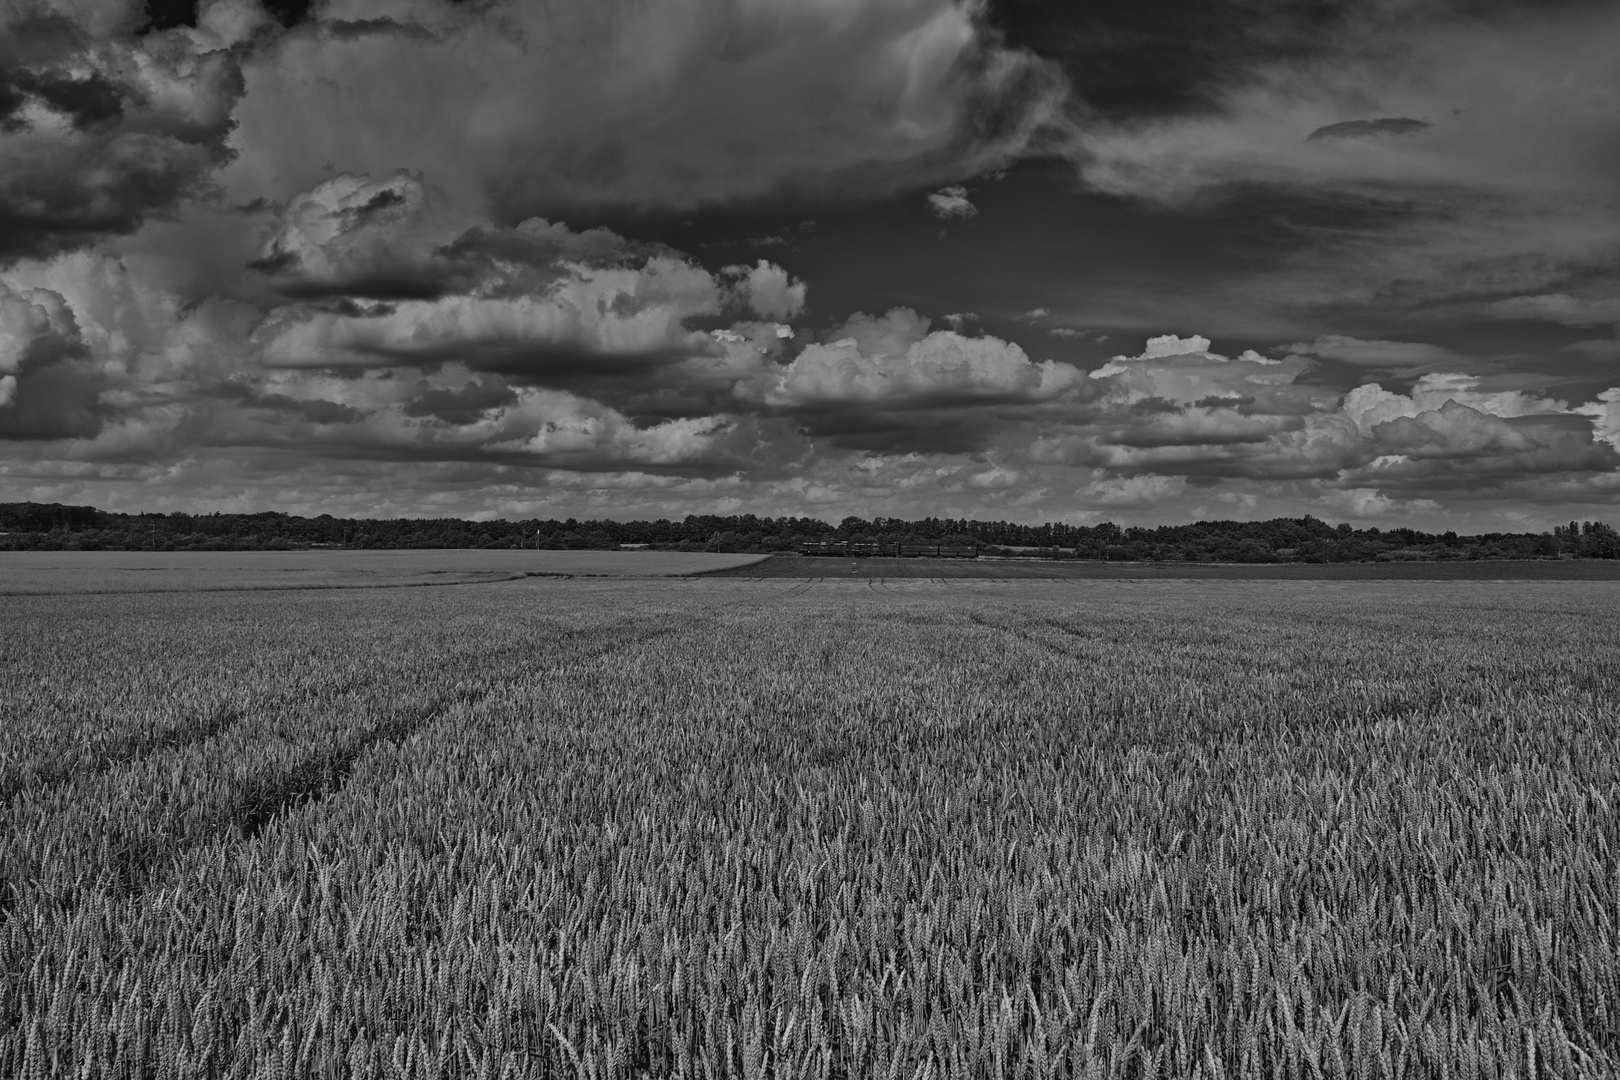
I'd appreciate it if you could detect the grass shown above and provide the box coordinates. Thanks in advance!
[2,577,1616,1078]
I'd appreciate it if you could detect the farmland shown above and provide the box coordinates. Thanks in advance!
[3,575,1618,1078]
[711,554,1620,580]
[0,550,769,595]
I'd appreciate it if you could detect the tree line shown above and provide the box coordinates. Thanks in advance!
[2,501,1617,561]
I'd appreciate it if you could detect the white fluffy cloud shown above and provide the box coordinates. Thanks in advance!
[1088,334,1326,417]
[926,185,977,219]
[764,308,1085,408]
[1341,374,1567,434]
[1024,335,1620,494]
[248,198,807,406]
[260,257,727,368]
[726,261,808,322]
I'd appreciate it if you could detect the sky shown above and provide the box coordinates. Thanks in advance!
[0,0,1616,529]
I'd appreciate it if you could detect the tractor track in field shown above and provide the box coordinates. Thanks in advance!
[965,613,1107,662]
[1,705,243,806]
[228,620,693,845]
[0,618,706,922]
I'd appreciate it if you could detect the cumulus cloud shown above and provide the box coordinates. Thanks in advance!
[1340,374,1568,433]
[926,185,977,219]
[260,259,723,369]
[224,0,1067,217]
[0,204,796,474]
[766,308,1084,409]
[1087,334,1322,416]
[245,171,469,301]
[725,260,807,322]
[1574,390,1620,452]
[246,201,815,422]
[739,307,1093,453]
[1024,334,1620,496]
[0,8,246,263]
[0,280,106,439]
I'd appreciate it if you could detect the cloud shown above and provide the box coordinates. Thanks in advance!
[245,172,468,301]
[1023,335,1620,494]
[9,210,1620,525]
[1305,117,1431,142]
[1341,374,1568,432]
[224,0,1067,217]
[926,185,977,219]
[399,375,518,425]
[1056,3,1620,328]
[1318,486,1439,521]
[250,204,813,420]
[1574,389,1620,452]
[746,307,1092,453]
[1284,334,1462,373]
[1066,6,1620,205]
[1485,294,1620,327]
[1078,473,1186,508]
[725,260,807,322]
[0,9,246,264]
[766,308,1084,410]
[965,464,1019,489]
[0,281,108,440]
[1087,334,1321,416]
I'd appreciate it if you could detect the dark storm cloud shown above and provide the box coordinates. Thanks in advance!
[1306,117,1431,141]
[0,360,110,440]
[214,379,368,425]
[0,9,245,264]
[991,0,1362,120]
[226,0,1068,218]
[260,0,316,30]
[271,274,452,303]
[1,70,127,131]
[997,0,1597,122]
[0,283,107,441]
[796,412,995,455]
[246,173,679,303]
[401,377,519,425]
[138,1,199,35]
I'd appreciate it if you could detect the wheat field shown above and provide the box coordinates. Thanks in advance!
[2,577,1616,1078]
